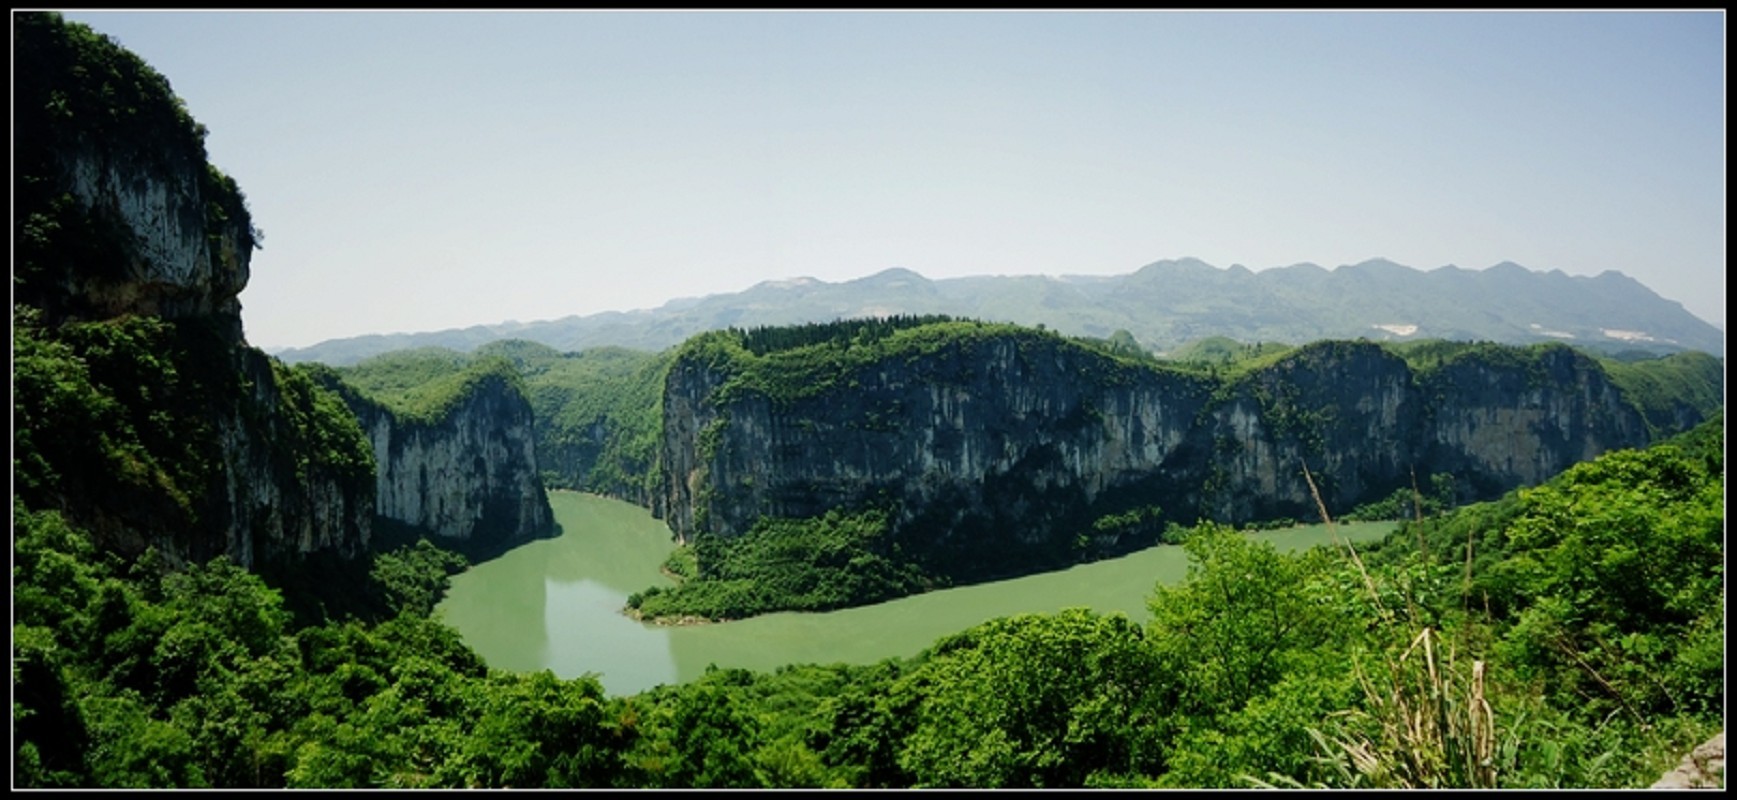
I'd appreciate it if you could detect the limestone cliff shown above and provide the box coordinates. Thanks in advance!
[655,325,1216,579]
[14,313,377,570]
[656,323,1710,583]
[469,340,670,507]
[308,362,556,554]
[12,13,372,569]
[1175,341,1424,525]
[1418,345,1652,497]
[1175,341,1652,523]
[14,13,258,333]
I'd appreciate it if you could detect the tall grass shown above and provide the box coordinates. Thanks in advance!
[1291,461,1503,789]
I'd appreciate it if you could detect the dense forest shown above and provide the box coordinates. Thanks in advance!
[11,12,1723,789]
[14,420,1724,787]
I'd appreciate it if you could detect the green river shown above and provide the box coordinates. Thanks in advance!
[436,490,1396,696]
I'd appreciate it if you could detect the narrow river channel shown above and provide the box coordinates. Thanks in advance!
[436,490,1395,696]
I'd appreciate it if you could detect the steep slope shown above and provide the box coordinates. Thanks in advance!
[646,320,1719,616]
[13,13,373,569]
[307,341,672,507]
[471,340,672,506]
[304,356,556,556]
[14,12,561,572]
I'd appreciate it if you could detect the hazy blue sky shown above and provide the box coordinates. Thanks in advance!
[55,10,1725,350]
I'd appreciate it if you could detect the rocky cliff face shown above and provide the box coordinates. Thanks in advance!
[14,15,558,569]
[1166,342,1658,524]
[14,14,257,332]
[656,331,1214,568]
[1652,731,1725,789]
[1419,346,1651,497]
[221,350,377,566]
[13,311,378,572]
[1174,341,1424,524]
[657,329,1692,580]
[44,143,254,325]
[320,372,556,553]
[12,13,370,569]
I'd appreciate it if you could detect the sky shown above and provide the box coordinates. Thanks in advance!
[48,9,1727,350]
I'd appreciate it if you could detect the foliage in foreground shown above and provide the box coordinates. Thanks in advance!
[12,420,1723,788]
[12,309,375,568]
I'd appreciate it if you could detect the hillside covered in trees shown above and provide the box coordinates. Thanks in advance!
[15,419,1724,787]
[12,12,1723,789]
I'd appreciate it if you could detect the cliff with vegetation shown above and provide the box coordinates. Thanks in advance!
[1177,340,1657,522]
[12,14,1721,789]
[13,11,555,573]
[298,340,670,504]
[12,13,373,569]
[654,320,1214,569]
[647,319,1719,617]
[470,340,671,506]
[13,13,263,332]
[304,355,555,555]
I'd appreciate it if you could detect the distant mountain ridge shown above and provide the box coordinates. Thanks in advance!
[274,258,1724,365]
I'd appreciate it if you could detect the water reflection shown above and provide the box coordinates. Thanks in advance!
[437,491,679,693]
[543,578,677,695]
[439,491,1396,697]
[436,542,551,673]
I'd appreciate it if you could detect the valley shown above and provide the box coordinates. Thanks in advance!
[435,491,1396,696]
[11,12,1724,789]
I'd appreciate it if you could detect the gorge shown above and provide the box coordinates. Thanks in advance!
[630,318,1718,618]
[11,12,1724,790]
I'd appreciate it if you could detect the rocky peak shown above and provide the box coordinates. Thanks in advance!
[14,11,258,335]
[11,13,368,571]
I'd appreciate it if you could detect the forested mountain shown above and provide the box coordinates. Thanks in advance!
[635,318,1722,620]
[12,12,1721,790]
[299,357,556,559]
[274,258,1724,366]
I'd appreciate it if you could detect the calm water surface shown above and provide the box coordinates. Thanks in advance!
[436,490,1395,696]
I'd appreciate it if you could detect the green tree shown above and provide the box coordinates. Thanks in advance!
[369,539,469,618]
[1146,523,1350,716]
[1482,434,1724,720]
[438,670,629,788]
[896,608,1167,787]
[663,681,765,788]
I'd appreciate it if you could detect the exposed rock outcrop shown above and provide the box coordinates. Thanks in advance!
[12,13,372,569]
[14,314,378,570]
[1178,341,1651,522]
[222,350,377,565]
[1652,732,1725,789]
[655,329,1217,569]
[656,327,1706,583]
[14,13,257,332]
[314,367,556,553]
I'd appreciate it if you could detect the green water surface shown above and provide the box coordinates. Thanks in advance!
[436,490,1395,696]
